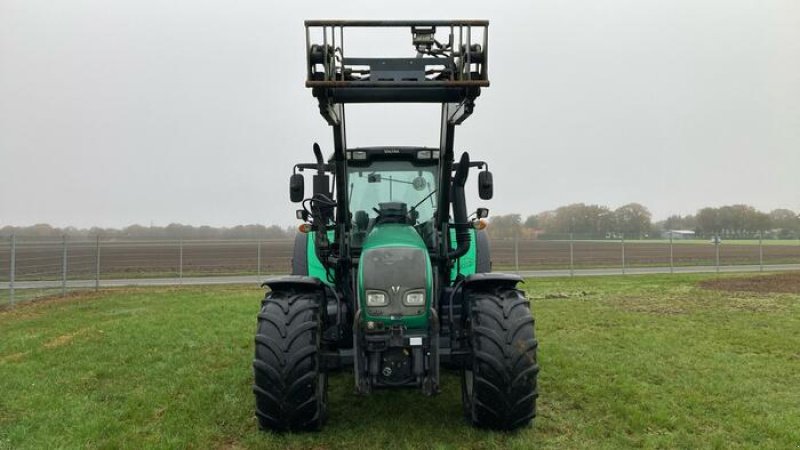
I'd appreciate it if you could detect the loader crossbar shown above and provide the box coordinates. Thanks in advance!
[305,20,489,105]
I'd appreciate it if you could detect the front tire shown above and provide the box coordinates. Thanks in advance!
[462,285,539,430]
[253,288,327,431]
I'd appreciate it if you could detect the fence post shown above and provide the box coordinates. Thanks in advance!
[513,231,519,274]
[621,235,626,275]
[758,231,763,272]
[95,235,101,291]
[62,235,68,297]
[669,233,674,274]
[569,233,574,277]
[715,236,720,274]
[179,239,183,284]
[257,240,262,277]
[9,235,15,306]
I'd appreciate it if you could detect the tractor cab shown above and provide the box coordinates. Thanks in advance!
[346,147,440,247]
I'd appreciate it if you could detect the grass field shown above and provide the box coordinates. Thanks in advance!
[1,274,799,449]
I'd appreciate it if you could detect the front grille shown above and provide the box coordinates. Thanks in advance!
[361,247,427,316]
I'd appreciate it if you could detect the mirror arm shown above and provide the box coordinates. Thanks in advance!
[295,163,334,173]
[451,161,488,172]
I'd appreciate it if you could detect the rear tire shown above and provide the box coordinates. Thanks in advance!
[461,286,538,430]
[253,288,327,431]
[291,233,308,275]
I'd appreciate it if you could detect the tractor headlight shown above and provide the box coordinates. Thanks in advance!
[366,290,388,307]
[403,290,425,306]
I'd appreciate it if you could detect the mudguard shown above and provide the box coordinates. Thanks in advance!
[261,275,325,292]
[462,272,523,290]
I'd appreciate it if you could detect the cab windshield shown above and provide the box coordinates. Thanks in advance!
[347,160,438,224]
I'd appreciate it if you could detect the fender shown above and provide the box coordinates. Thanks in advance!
[461,272,523,291]
[444,272,524,339]
[261,275,325,293]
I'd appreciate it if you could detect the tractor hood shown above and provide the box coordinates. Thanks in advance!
[357,224,432,328]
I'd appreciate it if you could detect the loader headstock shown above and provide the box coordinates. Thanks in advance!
[305,20,488,105]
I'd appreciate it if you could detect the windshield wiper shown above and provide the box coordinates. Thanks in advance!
[410,189,437,212]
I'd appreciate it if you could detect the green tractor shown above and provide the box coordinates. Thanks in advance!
[253,20,538,431]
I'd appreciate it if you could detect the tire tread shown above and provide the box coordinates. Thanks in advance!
[253,289,326,431]
[464,286,539,430]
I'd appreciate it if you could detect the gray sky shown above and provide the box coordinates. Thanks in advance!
[1,0,798,228]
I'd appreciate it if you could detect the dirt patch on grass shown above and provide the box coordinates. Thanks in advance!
[0,290,107,317]
[43,328,90,349]
[699,272,800,294]
[612,294,693,315]
[624,303,690,315]
[0,351,29,364]
[532,290,595,300]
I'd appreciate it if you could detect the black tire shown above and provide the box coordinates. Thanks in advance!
[475,230,492,273]
[461,286,539,430]
[291,233,308,276]
[253,288,327,431]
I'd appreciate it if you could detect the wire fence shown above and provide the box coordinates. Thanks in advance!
[2,234,800,305]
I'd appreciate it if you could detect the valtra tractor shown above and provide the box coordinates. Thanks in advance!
[253,20,539,431]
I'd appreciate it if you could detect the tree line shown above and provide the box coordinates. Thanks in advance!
[0,223,295,240]
[487,203,800,240]
[3,203,798,241]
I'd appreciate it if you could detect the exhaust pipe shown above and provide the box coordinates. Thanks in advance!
[448,152,471,260]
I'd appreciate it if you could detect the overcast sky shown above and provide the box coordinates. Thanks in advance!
[1,0,798,228]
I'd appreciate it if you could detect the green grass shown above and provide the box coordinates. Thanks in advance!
[0,288,73,305]
[1,275,799,449]
[2,269,281,283]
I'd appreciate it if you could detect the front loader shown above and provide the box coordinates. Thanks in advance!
[253,20,539,431]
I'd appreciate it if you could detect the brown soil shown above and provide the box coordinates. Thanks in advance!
[3,239,800,279]
[698,272,800,294]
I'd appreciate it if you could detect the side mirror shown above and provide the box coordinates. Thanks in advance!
[290,173,305,203]
[476,207,489,219]
[478,170,493,200]
[412,176,427,191]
